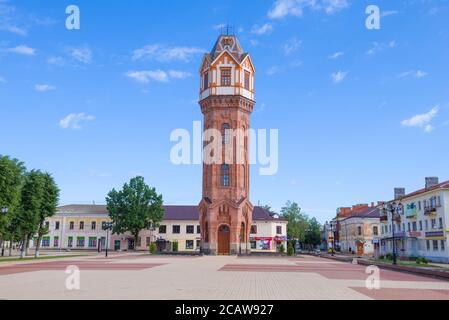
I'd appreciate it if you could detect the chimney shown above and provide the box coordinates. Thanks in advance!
[394,188,405,200]
[425,177,439,189]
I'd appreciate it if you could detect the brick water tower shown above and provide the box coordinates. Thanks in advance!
[198,32,255,255]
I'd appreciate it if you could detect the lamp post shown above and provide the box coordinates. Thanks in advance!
[382,201,403,265]
[330,221,337,257]
[1,208,9,257]
[102,222,114,258]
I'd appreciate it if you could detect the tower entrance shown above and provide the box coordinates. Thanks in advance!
[217,225,231,255]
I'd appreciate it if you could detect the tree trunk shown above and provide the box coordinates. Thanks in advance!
[9,236,13,256]
[35,222,44,258]
[133,231,140,252]
[21,235,28,258]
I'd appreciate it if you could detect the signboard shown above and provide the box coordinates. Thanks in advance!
[394,231,406,238]
[405,203,417,218]
[408,231,422,238]
[274,236,288,242]
[425,231,444,238]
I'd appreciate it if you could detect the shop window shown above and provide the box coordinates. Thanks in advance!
[68,237,73,248]
[88,237,97,248]
[77,237,85,248]
[186,240,194,250]
[53,237,59,247]
[197,225,201,234]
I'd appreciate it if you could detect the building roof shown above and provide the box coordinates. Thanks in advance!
[207,34,248,63]
[56,205,287,222]
[339,207,381,221]
[399,180,449,200]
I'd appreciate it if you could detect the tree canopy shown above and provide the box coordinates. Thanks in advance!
[106,176,164,248]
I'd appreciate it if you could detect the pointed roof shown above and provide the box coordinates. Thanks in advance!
[208,34,247,63]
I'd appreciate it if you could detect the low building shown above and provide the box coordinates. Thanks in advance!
[337,204,381,257]
[38,205,287,254]
[380,178,449,263]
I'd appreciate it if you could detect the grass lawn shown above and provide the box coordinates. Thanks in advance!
[0,254,88,264]
[370,258,449,270]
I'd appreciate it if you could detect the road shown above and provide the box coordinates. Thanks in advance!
[0,253,448,300]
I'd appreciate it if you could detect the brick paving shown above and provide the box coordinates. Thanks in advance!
[0,254,448,300]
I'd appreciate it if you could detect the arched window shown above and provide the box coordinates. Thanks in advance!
[222,123,231,145]
[221,164,230,187]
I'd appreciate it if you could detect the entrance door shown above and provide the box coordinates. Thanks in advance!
[218,225,230,255]
[128,239,135,251]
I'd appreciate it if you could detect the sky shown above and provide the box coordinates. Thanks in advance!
[0,0,448,224]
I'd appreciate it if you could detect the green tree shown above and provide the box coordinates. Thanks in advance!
[0,156,25,253]
[281,201,309,244]
[18,170,46,258]
[261,205,277,216]
[106,176,164,250]
[34,173,60,258]
[304,217,322,250]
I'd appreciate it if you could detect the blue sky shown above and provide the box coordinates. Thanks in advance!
[1,0,448,223]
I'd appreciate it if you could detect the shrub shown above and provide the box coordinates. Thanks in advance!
[386,253,394,261]
[287,242,294,256]
[279,244,285,254]
[172,241,179,252]
[416,257,429,265]
[149,243,157,255]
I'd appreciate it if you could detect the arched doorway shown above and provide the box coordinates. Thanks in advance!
[218,224,230,255]
[240,222,246,254]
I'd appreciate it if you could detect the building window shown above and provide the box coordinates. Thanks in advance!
[186,240,194,250]
[55,221,60,230]
[222,123,231,145]
[250,225,257,234]
[433,240,439,251]
[244,71,250,90]
[146,237,151,246]
[91,221,96,230]
[412,222,417,232]
[358,226,362,236]
[426,240,430,251]
[196,240,201,249]
[221,164,230,187]
[186,225,194,234]
[197,225,201,234]
[68,237,73,248]
[425,220,428,231]
[407,223,411,232]
[88,237,97,248]
[439,218,443,229]
[441,240,445,251]
[69,222,74,230]
[431,219,437,229]
[203,72,209,90]
[418,201,422,211]
[419,221,423,231]
[79,221,84,230]
[250,241,257,249]
[221,68,231,86]
[159,225,167,234]
[77,237,85,248]
[373,226,378,236]
[276,226,282,235]
[173,225,181,234]
[42,237,50,247]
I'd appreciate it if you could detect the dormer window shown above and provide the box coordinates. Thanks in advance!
[203,72,209,90]
[221,68,231,86]
[244,71,250,90]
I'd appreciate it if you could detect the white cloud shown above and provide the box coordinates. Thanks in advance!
[251,23,274,35]
[267,66,283,76]
[381,10,399,18]
[401,106,439,133]
[397,70,429,79]
[283,37,302,55]
[125,70,191,84]
[34,84,55,92]
[67,46,92,64]
[331,71,348,83]
[328,51,344,59]
[366,41,396,56]
[59,113,95,130]
[268,0,349,19]
[2,25,27,36]
[132,44,204,62]
[7,44,35,56]
[47,56,65,66]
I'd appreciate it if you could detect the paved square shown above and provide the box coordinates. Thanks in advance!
[0,254,448,300]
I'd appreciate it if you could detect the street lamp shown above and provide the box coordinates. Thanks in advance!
[382,201,403,265]
[330,221,337,257]
[102,222,114,258]
[1,208,8,257]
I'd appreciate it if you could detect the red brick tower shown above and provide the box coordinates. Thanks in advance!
[198,33,255,255]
